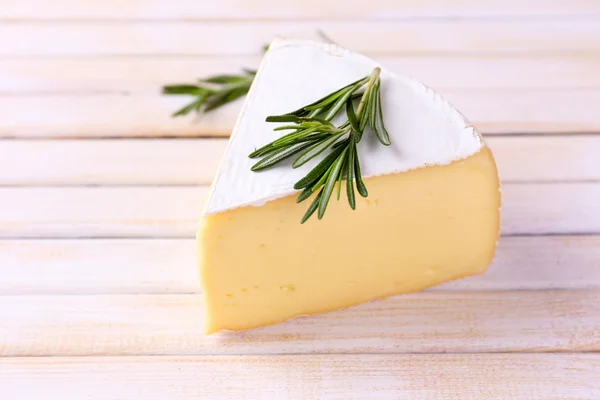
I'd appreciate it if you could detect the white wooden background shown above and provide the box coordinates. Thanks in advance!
[1,1,600,399]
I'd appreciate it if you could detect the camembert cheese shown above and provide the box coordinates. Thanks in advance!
[198,39,501,334]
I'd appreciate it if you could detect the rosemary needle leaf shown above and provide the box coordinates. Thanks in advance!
[226,86,250,102]
[266,115,302,123]
[249,141,295,160]
[304,77,365,111]
[273,127,318,147]
[318,149,347,219]
[248,143,275,158]
[194,95,208,112]
[303,153,339,199]
[307,107,323,118]
[278,107,310,118]
[346,138,356,209]
[273,125,302,132]
[369,82,378,132]
[305,116,336,127]
[346,98,360,133]
[374,84,391,146]
[203,92,229,112]
[172,100,204,117]
[332,141,345,150]
[270,77,367,121]
[251,133,330,159]
[323,85,359,120]
[353,140,368,197]
[296,186,314,203]
[301,190,323,224]
[293,143,346,189]
[356,175,368,197]
[271,128,307,146]
[293,132,345,168]
[361,84,376,132]
[337,158,345,201]
[162,85,209,95]
[351,91,364,100]
[204,85,246,112]
[202,75,252,84]
[311,161,335,192]
[332,135,351,149]
[303,88,348,111]
[251,141,315,171]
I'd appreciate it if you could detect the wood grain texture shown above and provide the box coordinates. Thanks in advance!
[0,138,225,186]
[0,239,198,294]
[0,186,207,238]
[1,1,598,396]
[1,354,599,400]
[2,21,599,56]
[2,136,599,186]
[4,55,600,94]
[1,290,599,356]
[2,0,600,20]
[0,236,599,295]
[1,183,598,238]
[3,88,600,138]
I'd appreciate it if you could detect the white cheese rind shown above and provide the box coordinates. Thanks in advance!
[204,39,483,215]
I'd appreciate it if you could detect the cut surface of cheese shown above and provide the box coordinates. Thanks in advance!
[199,39,501,334]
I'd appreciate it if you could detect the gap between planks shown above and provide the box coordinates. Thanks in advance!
[1,20,600,56]
[2,0,600,20]
[0,236,598,295]
[1,136,599,185]
[1,290,599,356]
[1,354,598,400]
[4,54,600,94]
[2,88,600,138]
[0,183,599,238]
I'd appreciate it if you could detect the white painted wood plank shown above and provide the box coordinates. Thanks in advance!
[1,21,599,56]
[4,55,600,94]
[0,139,223,186]
[0,94,239,138]
[0,186,208,238]
[499,183,600,235]
[3,89,599,138]
[2,0,599,20]
[2,136,598,186]
[0,183,598,238]
[0,236,598,295]
[1,290,598,356]
[489,135,600,182]
[1,354,598,400]
[0,239,198,294]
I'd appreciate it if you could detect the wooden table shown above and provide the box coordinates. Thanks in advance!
[1,1,599,398]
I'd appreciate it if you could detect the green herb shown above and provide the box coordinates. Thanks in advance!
[162,69,256,117]
[163,34,341,118]
[249,67,390,223]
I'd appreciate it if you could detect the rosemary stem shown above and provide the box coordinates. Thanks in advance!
[356,67,381,119]
[250,67,387,222]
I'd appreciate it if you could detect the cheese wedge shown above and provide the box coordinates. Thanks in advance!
[199,39,501,334]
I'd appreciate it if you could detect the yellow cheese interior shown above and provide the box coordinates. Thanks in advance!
[199,147,500,334]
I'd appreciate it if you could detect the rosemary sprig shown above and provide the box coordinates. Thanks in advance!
[163,34,342,118]
[249,67,390,223]
[162,69,256,117]
[163,34,341,118]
